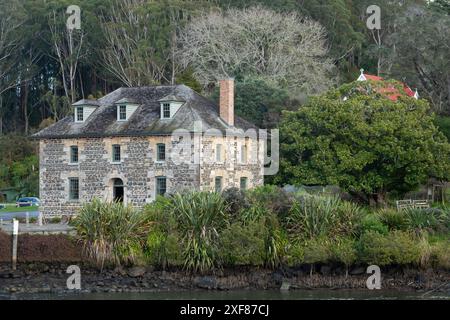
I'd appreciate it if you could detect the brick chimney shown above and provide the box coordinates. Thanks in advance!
[219,78,234,126]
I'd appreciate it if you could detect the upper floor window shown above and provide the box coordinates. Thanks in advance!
[112,144,121,162]
[118,105,127,120]
[241,144,248,163]
[162,103,171,118]
[76,107,84,122]
[157,143,166,161]
[156,176,167,196]
[215,176,223,193]
[69,177,79,200]
[216,144,222,162]
[70,146,79,164]
[240,177,248,190]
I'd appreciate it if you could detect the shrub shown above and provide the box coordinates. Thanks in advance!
[358,230,422,266]
[429,240,450,269]
[220,220,266,266]
[302,238,332,275]
[335,201,364,237]
[240,203,271,223]
[330,237,358,277]
[285,195,341,240]
[73,199,149,268]
[144,197,183,268]
[222,187,250,219]
[376,208,408,231]
[359,214,389,235]
[246,185,292,219]
[264,216,289,268]
[168,192,228,273]
[404,208,442,233]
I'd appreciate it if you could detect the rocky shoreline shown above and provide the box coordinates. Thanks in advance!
[0,263,449,295]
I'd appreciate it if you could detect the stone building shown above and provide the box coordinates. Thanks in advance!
[33,79,264,216]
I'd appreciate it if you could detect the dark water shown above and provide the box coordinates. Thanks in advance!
[1,289,449,300]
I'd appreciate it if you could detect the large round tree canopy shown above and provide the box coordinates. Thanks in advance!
[277,80,450,203]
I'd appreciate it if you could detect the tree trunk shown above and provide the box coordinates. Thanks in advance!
[21,82,29,135]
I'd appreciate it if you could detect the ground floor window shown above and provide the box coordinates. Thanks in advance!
[240,177,248,190]
[69,178,79,200]
[156,176,167,196]
[215,176,223,193]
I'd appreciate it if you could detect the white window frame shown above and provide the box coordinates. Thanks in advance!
[69,177,80,201]
[75,107,84,122]
[156,176,167,196]
[156,143,166,162]
[69,145,79,164]
[162,103,171,119]
[118,105,127,121]
[112,144,121,163]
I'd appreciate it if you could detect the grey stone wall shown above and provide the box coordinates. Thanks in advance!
[39,134,263,216]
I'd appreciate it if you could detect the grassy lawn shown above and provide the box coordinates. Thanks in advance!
[0,204,39,213]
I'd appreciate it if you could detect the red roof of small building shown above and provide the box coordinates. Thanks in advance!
[358,72,417,101]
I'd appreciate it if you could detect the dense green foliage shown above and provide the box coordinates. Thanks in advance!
[75,189,450,272]
[277,80,450,204]
[0,135,38,199]
[436,116,450,141]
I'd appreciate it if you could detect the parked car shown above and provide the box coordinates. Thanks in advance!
[0,204,5,209]
[16,197,41,207]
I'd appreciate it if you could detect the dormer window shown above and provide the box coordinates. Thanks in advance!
[115,98,139,121]
[118,105,127,121]
[163,103,171,118]
[158,94,185,120]
[72,99,100,123]
[76,107,84,122]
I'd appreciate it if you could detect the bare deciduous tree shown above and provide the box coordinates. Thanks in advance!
[48,11,86,103]
[176,6,335,94]
[0,0,25,134]
[99,0,167,87]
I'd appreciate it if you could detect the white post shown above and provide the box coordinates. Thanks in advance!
[26,212,29,226]
[38,212,43,226]
[12,219,19,270]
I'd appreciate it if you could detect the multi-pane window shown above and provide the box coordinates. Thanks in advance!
[163,103,171,118]
[157,143,166,161]
[156,176,167,196]
[76,107,84,122]
[70,146,79,163]
[240,177,248,190]
[112,144,121,162]
[69,178,79,200]
[241,144,248,163]
[215,176,223,193]
[216,144,222,162]
[119,105,127,120]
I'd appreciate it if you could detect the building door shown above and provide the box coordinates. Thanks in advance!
[113,178,124,202]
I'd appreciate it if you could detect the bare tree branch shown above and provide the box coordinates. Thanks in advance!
[176,6,335,95]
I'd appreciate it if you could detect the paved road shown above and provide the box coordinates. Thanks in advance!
[0,222,75,235]
[0,211,40,221]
